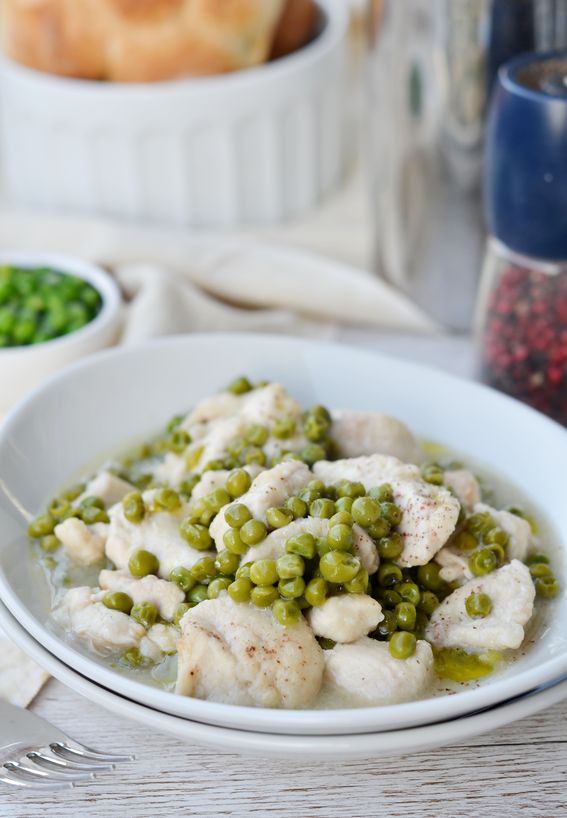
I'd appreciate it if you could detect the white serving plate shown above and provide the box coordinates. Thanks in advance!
[1,601,566,760]
[0,252,122,412]
[0,0,347,228]
[0,334,566,735]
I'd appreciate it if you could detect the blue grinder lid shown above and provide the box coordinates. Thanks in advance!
[485,50,567,260]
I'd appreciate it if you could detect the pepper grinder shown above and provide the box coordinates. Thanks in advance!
[477,50,567,425]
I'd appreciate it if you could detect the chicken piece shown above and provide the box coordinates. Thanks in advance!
[434,547,472,585]
[308,594,384,643]
[98,570,184,621]
[474,503,532,562]
[139,624,179,662]
[330,410,421,463]
[425,560,535,651]
[78,471,134,508]
[53,587,144,656]
[245,517,379,575]
[209,461,312,550]
[55,518,107,566]
[181,391,243,433]
[444,469,481,512]
[189,464,263,502]
[105,490,215,579]
[323,637,434,706]
[314,455,460,567]
[175,596,324,708]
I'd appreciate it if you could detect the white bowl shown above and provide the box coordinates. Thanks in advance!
[0,252,122,413]
[2,600,566,759]
[0,333,565,735]
[0,0,348,228]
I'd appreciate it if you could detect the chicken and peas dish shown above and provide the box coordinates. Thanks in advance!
[28,378,559,709]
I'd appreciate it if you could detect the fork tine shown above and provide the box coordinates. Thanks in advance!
[10,759,94,783]
[27,750,111,773]
[51,741,133,763]
[0,768,73,790]
[46,745,115,770]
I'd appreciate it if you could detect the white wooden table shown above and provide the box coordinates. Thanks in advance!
[3,335,567,817]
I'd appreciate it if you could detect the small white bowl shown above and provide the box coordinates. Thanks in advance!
[0,333,565,736]
[0,0,348,228]
[0,252,122,412]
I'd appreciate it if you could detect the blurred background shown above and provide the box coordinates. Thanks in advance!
[0,0,566,424]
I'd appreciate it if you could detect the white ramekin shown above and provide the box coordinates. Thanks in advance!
[0,253,122,413]
[0,0,348,228]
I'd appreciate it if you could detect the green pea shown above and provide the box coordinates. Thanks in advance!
[240,519,267,545]
[122,647,147,668]
[205,488,231,512]
[190,556,218,583]
[80,506,109,525]
[207,577,233,599]
[369,483,394,502]
[389,631,417,659]
[131,601,158,629]
[335,496,354,514]
[380,502,402,526]
[451,530,477,552]
[351,497,381,527]
[418,591,439,615]
[344,567,369,594]
[102,592,133,615]
[395,601,417,631]
[167,429,191,454]
[319,551,361,584]
[203,458,229,472]
[245,424,269,446]
[329,511,352,528]
[485,527,509,546]
[266,506,294,529]
[378,533,404,560]
[376,609,397,638]
[123,492,146,524]
[526,552,550,566]
[300,444,327,466]
[241,446,266,467]
[398,582,421,606]
[227,376,253,395]
[179,474,201,499]
[62,482,86,502]
[304,577,328,607]
[421,464,444,485]
[174,602,192,625]
[465,592,493,618]
[251,585,279,607]
[529,563,552,579]
[380,589,401,608]
[228,577,253,603]
[28,514,56,539]
[278,576,305,599]
[310,498,336,519]
[327,523,353,551]
[250,559,278,586]
[79,496,105,511]
[285,496,308,519]
[276,553,305,579]
[273,598,301,626]
[367,518,391,540]
[153,488,181,512]
[224,503,253,528]
[272,416,297,439]
[192,499,216,527]
[433,646,501,682]
[468,548,498,577]
[377,562,403,587]
[416,563,445,592]
[187,584,209,604]
[534,575,560,599]
[128,549,159,577]
[39,534,60,553]
[226,469,252,499]
[215,549,240,575]
[286,532,316,559]
[48,497,72,521]
[170,566,196,594]
[223,528,249,555]
[180,521,212,551]
[336,480,366,499]
[303,414,330,442]
[466,511,495,537]
[486,542,506,566]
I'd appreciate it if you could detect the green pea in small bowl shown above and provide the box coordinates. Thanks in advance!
[0,253,122,413]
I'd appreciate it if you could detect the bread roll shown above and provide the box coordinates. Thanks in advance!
[271,0,317,60]
[1,0,293,81]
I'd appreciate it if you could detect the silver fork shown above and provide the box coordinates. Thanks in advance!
[0,699,133,790]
